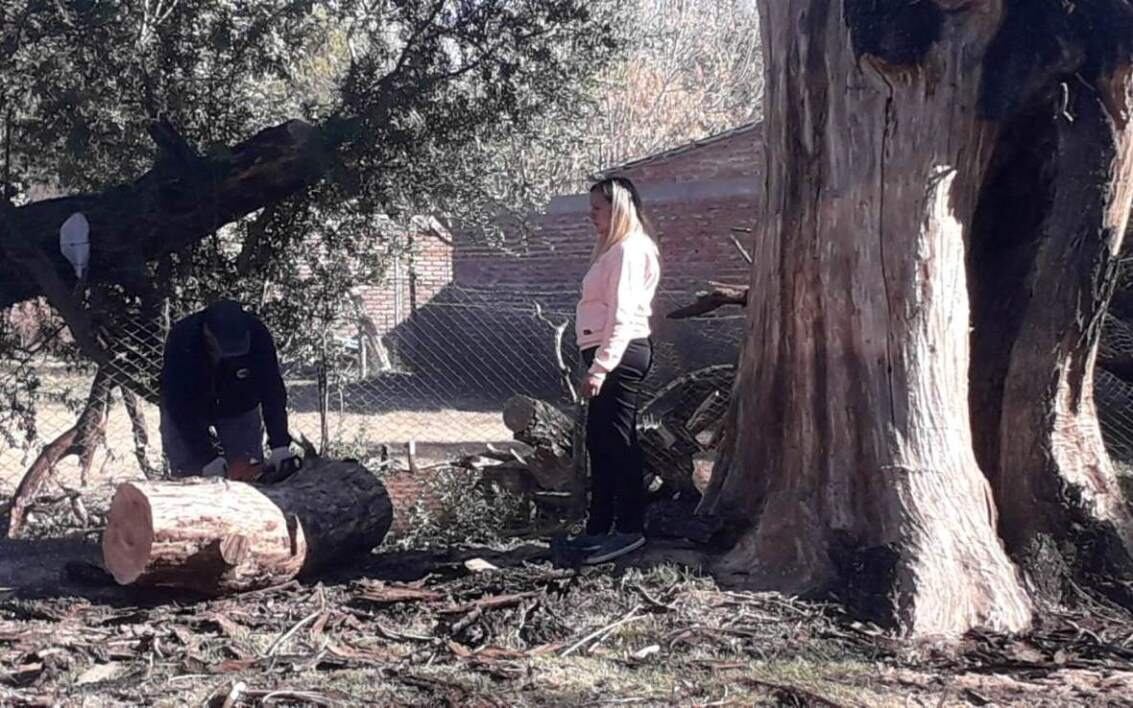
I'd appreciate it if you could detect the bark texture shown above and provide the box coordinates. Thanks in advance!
[102,458,391,595]
[971,81,1133,591]
[503,395,578,491]
[703,0,1035,636]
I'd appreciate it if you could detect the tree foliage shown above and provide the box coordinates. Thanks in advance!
[482,0,764,221]
[0,0,627,444]
[0,0,764,452]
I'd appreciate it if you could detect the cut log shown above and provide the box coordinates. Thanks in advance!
[102,458,391,595]
[692,451,716,495]
[502,395,577,491]
[503,395,574,451]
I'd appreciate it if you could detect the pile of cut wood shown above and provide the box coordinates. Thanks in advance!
[455,364,736,540]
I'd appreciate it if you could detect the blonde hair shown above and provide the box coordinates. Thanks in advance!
[590,177,652,263]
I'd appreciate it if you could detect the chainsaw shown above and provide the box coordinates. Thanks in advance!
[226,455,303,484]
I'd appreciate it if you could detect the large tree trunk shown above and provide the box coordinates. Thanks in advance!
[702,0,1043,637]
[970,65,1133,598]
[102,459,391,595]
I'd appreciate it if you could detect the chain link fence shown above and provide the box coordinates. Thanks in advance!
[7,269,1133,504]
[0,282,744,497]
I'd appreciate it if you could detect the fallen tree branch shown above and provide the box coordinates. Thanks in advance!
[727,227,753,264]
[561,606,645,657]
[7,367,112,538]
[264,609,325,659]
[439,591,542,616]
[666,283,748,320]
[533,302,578,403]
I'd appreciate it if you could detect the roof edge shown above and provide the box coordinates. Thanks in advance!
[593,120,763,179]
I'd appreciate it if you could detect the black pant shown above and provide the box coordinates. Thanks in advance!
[581,338,652,535]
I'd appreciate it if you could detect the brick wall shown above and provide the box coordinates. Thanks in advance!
[449,122,762,386]
[454,123,761,294]
[351,225,455,346]
[375,124,764,528]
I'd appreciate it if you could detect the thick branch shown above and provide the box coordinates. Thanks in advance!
[667,283,749,320]
[0,119,331,312]
[6,368,113,538]
[533,302,578,403]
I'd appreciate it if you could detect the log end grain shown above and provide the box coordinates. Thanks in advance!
[503,396,538,433]
[101,482,155,585]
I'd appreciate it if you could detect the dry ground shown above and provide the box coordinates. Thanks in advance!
[4,370,1133,706]
[0,491,1132,707]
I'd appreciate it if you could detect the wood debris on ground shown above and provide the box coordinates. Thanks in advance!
[1,534,1132,706]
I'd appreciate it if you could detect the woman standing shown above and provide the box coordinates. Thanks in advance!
[572,176,661,564]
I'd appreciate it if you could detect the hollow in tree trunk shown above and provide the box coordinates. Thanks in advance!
[967,4,1133,601]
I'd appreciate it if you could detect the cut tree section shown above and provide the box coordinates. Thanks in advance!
[103,459,391,594]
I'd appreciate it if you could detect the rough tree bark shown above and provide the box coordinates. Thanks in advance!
[700,0,1106,637]
[503,395,578,491]
[966,3,1133,600]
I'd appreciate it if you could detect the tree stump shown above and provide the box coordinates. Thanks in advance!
[102,459,391,595]
[503,396,574,450]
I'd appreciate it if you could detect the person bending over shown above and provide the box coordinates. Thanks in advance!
[159,299,297,481]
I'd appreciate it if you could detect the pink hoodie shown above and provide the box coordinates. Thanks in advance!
[576,231,661,379]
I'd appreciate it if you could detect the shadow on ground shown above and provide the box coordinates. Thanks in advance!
[0,527,714,609]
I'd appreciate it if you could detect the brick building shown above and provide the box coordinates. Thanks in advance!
[373,123,762,531]
[340,217,454,374]
[443,121,762,392]
[456,121,761,295]
[352,122,761,398]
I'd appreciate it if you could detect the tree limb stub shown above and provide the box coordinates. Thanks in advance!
[667,283,749,320]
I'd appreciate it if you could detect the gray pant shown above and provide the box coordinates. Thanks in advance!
[160,406,265,478]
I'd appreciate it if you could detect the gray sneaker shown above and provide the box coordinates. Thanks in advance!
[566,534,607,552]
[582,532,645,565]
